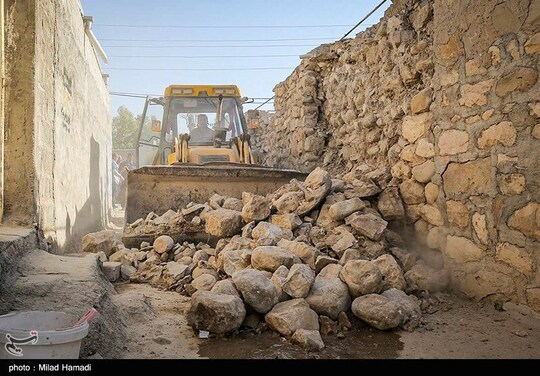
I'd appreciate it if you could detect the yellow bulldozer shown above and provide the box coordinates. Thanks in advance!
[125,84,305,227]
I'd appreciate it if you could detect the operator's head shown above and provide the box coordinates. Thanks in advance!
[127,153,134,161]
[197,114,209,127]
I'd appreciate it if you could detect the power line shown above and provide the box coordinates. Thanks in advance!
[108,54,299,59]
[110,91,275,100]
[95,23,358,29]
[254,96,275,110]
[102,44,318,49]
[340,0,387,40]
[104,67,295,71]
[100,37,338,42]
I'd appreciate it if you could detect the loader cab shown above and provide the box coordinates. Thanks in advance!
[136,85,249,167]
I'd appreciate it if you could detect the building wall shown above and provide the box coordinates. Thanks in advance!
[261,0,540,311]
[4,0,111,252]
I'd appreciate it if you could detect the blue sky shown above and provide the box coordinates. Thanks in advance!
[81,0,390,116]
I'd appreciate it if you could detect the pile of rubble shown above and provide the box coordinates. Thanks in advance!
[84,165,450,351]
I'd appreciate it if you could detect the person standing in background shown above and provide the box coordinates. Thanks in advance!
[112,153,124,207]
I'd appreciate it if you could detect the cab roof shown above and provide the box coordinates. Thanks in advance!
[165,85,242,97]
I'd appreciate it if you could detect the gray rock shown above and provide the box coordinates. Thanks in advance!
[120,264,137,279]
[153,235,175,254]
[377,187,405,220]
[205,209,244,237]
[96,251,108,263]
[220,236,253,254]
[390,247,418,272]
[265,298,319,337]
[296,168,332,216]
[232,269,279,313]
[329,198,366,221]
[305,277,351,320]
[187,291,246,334]
[339,260,383,297]
[373,254,407,291]
[381,288,422,331]
[251,222,294,244]
[344,178,382,198]
[102,261,121,282]
[241,192,271,222]
[192,250,209,265]
[404,263,450,292]
[241,221,256,238]
[291,329,325,352]
[315,255,338,273]
[251,246,296,272]
[346,213,388,241]
[282,264,315,298]
[192,274,217,292]
[351,294,405,330]
[211,279,240,298]
[271,265,290,302]
[209,193,226,209]
[82,230,121,257]
[222,197,244,212]
[277,239,320,269]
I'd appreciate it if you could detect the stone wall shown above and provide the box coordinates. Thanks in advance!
[4,0,111,252]
[259,0,540,311]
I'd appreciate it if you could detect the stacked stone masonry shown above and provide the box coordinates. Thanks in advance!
[256,0,540,312]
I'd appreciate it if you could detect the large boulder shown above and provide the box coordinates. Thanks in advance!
[372,254,407,291]
[270,213,303,230]
[241,192,271,222]
[161,262,190,289]
[326,226,357,257]
[232,269,279,313]
[251,222,294,244]
[381,288,422,331]
[296,168,332,216]
[305,276,351,320]
[153,235,174,254]
[271,265,290,302]
[205,209,243,237]
[339,260,383,297]
[351,294,405,330]
[191,274,217,292]
[211,279,241,298]
[82,230,121,257]
[282,264,315,298]
[273,191,304,214]
[265,298,319,337]
[187,291,246,334]
[277,239,321,269]
[345,213,388,241]
[251,246,296,272]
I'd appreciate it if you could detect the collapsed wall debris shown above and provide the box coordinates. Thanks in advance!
[85,165,450,351]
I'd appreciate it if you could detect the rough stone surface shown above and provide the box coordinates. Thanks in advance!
[83,231,120,257]
[496,242,533,277]
[265,299,319,337]
[282,264,315,298]
[377,187,405,220]
[191,274,217,292]
[400,179,426,204]
[345,213,388,241]
[351,294,405,330]
[241,192,271,223]
[291,329,325,352]
[270,213,303,230]
[251,246,296,272]
[402,113,432,143]
[438,130,469,155]
[373,255,407,291]
[211,279,241,298]
[329,198,366,221]
[277,239,320,268]
[187,291,246,334]
[153,235,174,254]
[412,160,435,183]
[251,222,294,244]
[205,209,243,237]
[339,260,383,298]
[382,288,421,331]
[296,167,332,215]
[404,263,449,292]
[102,261,121,282]
[508,203,540,241]
[495,67,538,97]
[443,158,493,197]
[478,122,517,149]
[232,269,279,313]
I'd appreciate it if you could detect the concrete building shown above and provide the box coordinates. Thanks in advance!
[1,0,111,252]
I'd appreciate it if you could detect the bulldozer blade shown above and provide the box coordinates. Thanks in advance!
[124,165,307,225]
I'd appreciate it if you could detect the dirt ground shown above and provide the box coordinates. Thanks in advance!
[111,283,540,359]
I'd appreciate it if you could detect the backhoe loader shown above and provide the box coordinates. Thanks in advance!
[125,85,306,234]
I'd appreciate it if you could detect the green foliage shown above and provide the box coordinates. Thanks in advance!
[112,106,140,149]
